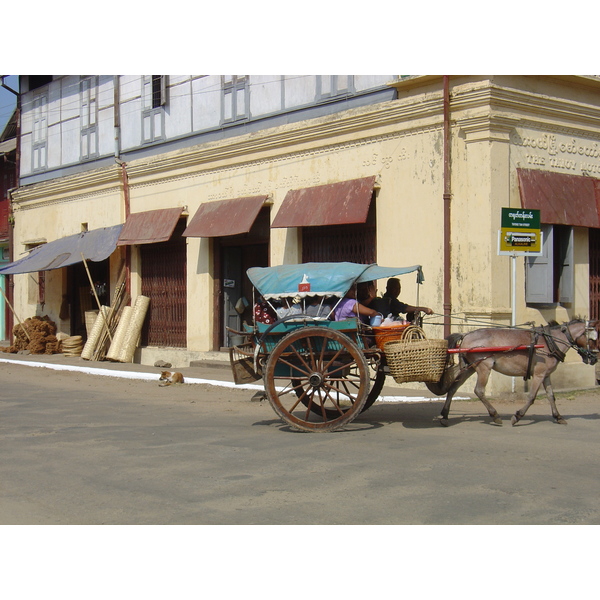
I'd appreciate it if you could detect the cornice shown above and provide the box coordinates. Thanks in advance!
[12,164,123,206]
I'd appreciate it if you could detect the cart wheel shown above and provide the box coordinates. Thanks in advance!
[301,351,385,417]
[264,327,370,432]
[361,357,386,412]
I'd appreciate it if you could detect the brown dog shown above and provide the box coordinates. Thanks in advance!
[158,371,185,386]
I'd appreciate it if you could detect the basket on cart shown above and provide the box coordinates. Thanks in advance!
[371,323,411,350]
[383,326,448,383]
[229,342,262,385]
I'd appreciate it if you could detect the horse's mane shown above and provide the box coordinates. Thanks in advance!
[546,316,585,329]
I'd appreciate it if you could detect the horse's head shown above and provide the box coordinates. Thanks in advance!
[562,319,598,365]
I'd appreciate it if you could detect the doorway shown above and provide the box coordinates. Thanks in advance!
[68,259,109,339]
[214,207,270,349]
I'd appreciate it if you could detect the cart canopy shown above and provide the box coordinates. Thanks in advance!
[247,262,424,300]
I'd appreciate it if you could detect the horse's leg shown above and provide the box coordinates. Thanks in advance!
[472,364,503,426]
[439,368,473,427]
[543,376,567,424]
[511,372,545,426]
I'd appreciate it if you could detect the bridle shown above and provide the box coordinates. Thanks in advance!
[560,320,598,365]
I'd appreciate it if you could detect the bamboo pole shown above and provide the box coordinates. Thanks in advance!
[0,283,31,341]
[81,253,113,342]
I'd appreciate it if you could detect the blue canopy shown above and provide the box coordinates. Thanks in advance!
[0,225,124,275]
[247,262,424,300]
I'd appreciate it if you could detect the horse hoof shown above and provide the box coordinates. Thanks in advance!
[556,417,568,425]
[492,416,503,426]
[439,418,450,427]
[511,415,519,426]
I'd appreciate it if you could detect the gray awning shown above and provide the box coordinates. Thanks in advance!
[0,224,123,275]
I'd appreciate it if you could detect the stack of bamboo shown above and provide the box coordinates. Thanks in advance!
[81,262,130,361]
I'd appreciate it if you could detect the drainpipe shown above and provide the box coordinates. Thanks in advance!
[1,76,20,340]
[113,76,131,298]
[443,75,452,338]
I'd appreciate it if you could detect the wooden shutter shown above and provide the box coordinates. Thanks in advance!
[526,225,553,304]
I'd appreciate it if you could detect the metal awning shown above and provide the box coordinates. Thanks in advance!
[183,195,268,237]
[0,224,123,275]
[518,168,600,228]
[271,176,376,228]
[117,207,184,245]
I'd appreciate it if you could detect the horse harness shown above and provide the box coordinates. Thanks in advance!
[455,324,579,381]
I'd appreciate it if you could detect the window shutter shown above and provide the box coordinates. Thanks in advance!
[558,226,574,304]
[526,225,553,303]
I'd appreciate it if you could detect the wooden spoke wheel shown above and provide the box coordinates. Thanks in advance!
[360,353,386,413]
[299,350,385,418]
[264,327,370,432]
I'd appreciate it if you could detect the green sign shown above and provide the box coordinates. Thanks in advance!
[499,207,541,254]
[501,208,540,229]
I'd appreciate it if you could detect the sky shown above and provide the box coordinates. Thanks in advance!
[0,75,18,134]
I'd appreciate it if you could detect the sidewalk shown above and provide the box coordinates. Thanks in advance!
[0,350,444,402]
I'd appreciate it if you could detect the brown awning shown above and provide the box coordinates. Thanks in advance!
[117,207,184,245]
[518,168,600,228]
[183,195,268,237]
[271,176,376,228]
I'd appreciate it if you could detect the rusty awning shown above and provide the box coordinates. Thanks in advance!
[518,168,600,228]
[183,195,268,237]
[117,207,184,245]
[271,176,377,228]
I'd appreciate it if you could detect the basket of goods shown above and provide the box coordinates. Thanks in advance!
[383,326,448,384]
[371,322,411,351]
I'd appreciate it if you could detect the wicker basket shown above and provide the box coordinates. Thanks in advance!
[229,342,262,385]
[372,323,411,350]
[384,337,449,383]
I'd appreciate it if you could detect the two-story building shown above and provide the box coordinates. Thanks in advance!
[3,75,600,393]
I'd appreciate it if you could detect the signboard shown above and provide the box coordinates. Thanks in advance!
[498,207,542,255]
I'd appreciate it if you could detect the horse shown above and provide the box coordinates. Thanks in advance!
[426,319,597,427]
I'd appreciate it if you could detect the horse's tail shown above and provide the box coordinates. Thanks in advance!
[425,333,465,396]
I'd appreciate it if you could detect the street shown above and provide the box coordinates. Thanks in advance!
[1,360,600,525]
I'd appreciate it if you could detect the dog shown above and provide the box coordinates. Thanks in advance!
[158,371,185,386]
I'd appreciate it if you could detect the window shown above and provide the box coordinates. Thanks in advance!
[221,76,248,123]
[142,75,166,143]
[80,77,98,160]
[526,224,574,304]
[31,92,48,171]
[317,75,354,100]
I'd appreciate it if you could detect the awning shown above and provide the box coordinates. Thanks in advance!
[183,195,267,237]
[0,138,16,155]
[0,224,123,275]
[518,168,600,228]
[271,176,376,228]
[117,207,184,245]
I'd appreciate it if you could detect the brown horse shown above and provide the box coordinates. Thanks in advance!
[426,319,597,427]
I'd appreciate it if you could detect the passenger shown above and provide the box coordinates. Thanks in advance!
[334,283,380,325]
[274,298,302,319]
[371,277,433,321]
[253,297,277,324]
[305,296,333,318]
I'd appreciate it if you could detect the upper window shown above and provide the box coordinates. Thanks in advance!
[142,75,167,143]
[526,224,574,305]
[317,76,354,100]
[80,76,98,160]
[221,76,248,123]
[31,92,48,172]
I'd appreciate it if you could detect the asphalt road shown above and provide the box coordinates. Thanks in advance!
[2,360,600,525]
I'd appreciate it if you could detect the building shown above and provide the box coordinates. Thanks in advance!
[0,108,17,341]
[3,75,600,392]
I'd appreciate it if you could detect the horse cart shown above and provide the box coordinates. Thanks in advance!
[229,262,449,432]
[230,261,599,431]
